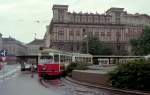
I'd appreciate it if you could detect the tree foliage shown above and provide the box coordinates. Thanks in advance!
[130,27,150,55]
[109,59,150,91]
[82,36,112,55]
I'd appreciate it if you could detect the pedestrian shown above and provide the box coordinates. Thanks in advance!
[0,62,2,70]
[30,63,34,78]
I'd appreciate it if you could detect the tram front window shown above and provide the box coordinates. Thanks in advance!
[39,56,53,64]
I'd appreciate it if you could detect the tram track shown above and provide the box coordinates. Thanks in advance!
[38,78,66,88]
[39,77,117,95]
[38,78,50,88]
[38,76,150,95]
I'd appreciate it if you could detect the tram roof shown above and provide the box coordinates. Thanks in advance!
[72,53,93,57]
[93,55,143,58]
[41,49,64,54]
[41,49,92,57]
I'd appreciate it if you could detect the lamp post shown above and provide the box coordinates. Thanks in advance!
[84,35,88,54]
[116,31,121,55]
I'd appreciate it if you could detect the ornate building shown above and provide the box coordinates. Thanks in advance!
[44,5,150,55]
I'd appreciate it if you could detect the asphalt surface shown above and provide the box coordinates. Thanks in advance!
[0,65,126,95]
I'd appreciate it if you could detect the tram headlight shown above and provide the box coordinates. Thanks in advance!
[42,67,46,70]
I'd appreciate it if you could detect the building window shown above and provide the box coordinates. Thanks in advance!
[94,16,98,23]
[69,31,74,36]
[101,32,105,36]
[89,16,93,23]
[58,31,64,35]
[89,32,93,37]
[76,31,80,36]
[58,10,64,22]
[100,16,105,23]
[95,32,99,38]
[70,45,73,51]
[107,32,111,37]
[82,28,86,36]
[77,44,80,51]
[82,16,86,23]
[75,15,80,22]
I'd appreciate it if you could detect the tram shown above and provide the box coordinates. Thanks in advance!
[94,56,142,65]
[38,49,93,78]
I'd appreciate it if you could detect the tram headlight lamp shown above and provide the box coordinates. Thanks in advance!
[42,67,46,70]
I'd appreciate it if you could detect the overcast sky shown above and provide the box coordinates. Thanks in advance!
[0,0,150,43]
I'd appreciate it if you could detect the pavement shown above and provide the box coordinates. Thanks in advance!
[1,64,148,95]
[0,64,20,80]
[0,65,119,95]
[71,65,150,95]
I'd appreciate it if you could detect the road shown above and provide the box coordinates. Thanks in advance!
[0,65,130,95]
[0,64,20,79]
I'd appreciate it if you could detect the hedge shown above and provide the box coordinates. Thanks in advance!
[109,59,150,91]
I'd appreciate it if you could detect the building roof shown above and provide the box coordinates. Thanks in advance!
[106,7,124,13]
[1,37,27,48]
[2,37,14,41]
[2,37,25,44]
[27,39,44,45]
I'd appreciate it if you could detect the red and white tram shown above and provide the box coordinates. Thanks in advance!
[38,49,93,78]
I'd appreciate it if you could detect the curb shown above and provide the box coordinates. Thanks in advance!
[0,66,20,80]
[66,77,150,95]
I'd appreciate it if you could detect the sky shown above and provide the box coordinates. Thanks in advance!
[0,0,150,43]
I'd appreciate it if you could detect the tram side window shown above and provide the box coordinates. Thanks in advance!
[54,54,59,63]
[40,56,53,64]
[60,55,63,62]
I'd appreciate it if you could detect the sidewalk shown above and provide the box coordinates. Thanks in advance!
[0,65,20,80]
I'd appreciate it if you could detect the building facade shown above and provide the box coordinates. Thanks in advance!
[2,37,27,56]
[44,5,150,55]
[0,34,27,63]
[26,39,44,65]
[0,33,2,50]
[27,39,44,56]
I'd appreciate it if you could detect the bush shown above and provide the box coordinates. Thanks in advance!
[65,62,77,74]
[66,62,90,74]
[109,59,150,91]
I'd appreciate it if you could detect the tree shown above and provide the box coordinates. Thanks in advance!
[130,27,150,55]
[109,59,150,91]
[82,36,112,55]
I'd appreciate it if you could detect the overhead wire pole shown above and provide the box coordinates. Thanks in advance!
[83,34,88,54]
[34,33,37,39]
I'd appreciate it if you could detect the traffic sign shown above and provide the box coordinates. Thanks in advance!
[2,57,6,62]
[0,49,8,57]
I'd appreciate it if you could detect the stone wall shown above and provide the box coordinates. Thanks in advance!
[72,70,110,86]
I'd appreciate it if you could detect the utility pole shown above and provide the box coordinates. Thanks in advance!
[84,35,88,54]
[34,33,37,39]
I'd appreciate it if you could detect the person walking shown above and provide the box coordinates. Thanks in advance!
[30,63,34,78]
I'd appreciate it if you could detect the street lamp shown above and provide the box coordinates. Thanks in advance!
[84,35,88,54]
